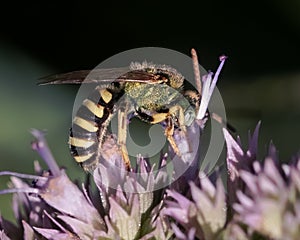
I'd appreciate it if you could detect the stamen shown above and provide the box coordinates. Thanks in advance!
[191,48,202,94]
[0,171,47,181]
[159,152,168,168]
[196,56,227,120]
[210,55,227,95]
[81,182,94,206]
[197,73,212,120]
[31,129,61,177]
[0,187,39,195]
[43,210,68,233]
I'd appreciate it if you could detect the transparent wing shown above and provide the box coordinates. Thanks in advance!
[39,67,159,85]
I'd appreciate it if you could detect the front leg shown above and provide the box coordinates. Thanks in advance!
[135,105,188,156]
[167,105,192,154]
[164,115,181,156]
[168,105,186,133]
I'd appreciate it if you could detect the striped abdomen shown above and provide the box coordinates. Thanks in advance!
[69,85,124,171]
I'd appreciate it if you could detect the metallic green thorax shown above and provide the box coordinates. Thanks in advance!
[124,82,183,111]
[124,63,190,113]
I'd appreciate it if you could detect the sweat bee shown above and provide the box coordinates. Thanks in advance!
[40,49,217,172]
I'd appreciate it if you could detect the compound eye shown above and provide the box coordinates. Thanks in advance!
[184,107,196,126]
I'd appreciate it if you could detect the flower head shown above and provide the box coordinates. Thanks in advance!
[1,50,300,240]
[0,130,172,239]
[164,172,226,239]
[233,156,300,239]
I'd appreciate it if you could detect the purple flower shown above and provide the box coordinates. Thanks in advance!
[2,122,300,240]
[223,122,261,211]
[0,130,171,239]
[233,156,300,239]
[223,123,300,239]
[164,173,226,239]
[1,51,300,240]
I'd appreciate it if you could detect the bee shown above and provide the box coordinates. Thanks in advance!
[40,50,210,172]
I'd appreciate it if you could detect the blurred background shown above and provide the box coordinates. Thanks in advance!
[0,0,299,221]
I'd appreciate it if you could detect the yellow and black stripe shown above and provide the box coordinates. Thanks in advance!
[69,85,124,171]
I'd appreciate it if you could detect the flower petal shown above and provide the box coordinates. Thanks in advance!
[22,221,36,240]
[33,227,76,240]
[40,173,105,230]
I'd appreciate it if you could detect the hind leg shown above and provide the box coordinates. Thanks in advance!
[117,101,131,170]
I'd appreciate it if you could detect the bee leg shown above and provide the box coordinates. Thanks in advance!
[151,106,188,156]
[149,111,180,155]
[169,105,193,153]
[117,102,131,171]
[165,115,181,156]
[169,105,186,133]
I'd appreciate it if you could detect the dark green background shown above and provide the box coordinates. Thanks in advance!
[0,0,299,221]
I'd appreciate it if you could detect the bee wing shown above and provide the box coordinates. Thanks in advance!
[39,67,159,85]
